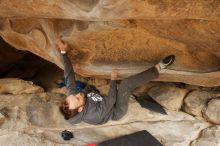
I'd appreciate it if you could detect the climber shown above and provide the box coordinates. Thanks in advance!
[56,39,175,125]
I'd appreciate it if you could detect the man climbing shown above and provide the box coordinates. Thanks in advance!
[56,39,175,125]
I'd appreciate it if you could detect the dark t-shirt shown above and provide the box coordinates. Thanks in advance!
[67,89,115,125]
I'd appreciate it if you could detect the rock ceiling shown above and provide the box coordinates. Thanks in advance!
[0,0,220,86]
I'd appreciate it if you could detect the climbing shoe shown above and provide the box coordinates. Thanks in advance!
[159,55,175,69]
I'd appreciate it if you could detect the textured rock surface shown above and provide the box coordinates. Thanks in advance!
[0,18,219,86]
[1,77,220,146]
[203,98,220,124]
[0,0,219,19]
[0,131,67,146]
[191,126,220,146]
[0,78,44,94]
[148,85,188,110]
[0,1,220,87]
[0,88,210,146]
[0,1,220,145]
[183,90,218,117]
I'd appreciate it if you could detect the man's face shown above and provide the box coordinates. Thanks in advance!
[65,93,85,110]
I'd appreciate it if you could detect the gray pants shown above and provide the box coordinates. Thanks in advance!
[112,67,159,120]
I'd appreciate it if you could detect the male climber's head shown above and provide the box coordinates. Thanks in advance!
[60,92,85,120]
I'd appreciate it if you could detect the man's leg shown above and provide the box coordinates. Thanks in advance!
[112,54,175,120]
[112,65,159,120]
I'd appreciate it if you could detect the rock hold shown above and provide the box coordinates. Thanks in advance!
[148,85,188,111]
[0,78,44,94]
[203,98,220,125]
[191,126,220,146]
[183,90,217,117]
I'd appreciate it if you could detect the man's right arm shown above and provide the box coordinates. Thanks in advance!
[56,39,76,96]
[62,52,76,96]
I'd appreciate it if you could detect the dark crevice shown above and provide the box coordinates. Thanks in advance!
[0,37,63,91]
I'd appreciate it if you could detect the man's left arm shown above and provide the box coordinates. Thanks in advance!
[99,69,118,113]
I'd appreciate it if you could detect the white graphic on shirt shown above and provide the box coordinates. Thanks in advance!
[87,92,103,102]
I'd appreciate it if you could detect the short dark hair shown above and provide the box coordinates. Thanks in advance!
[59,101,79,120]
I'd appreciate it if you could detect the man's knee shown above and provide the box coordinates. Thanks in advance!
[119,80,131,91]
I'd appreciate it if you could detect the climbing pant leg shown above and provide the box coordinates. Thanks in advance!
[112,67,159,120]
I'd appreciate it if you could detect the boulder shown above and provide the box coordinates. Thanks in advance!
[183,90,217,117]
[26,93,66,127]
[0,93,66,130]
[133,81,163,97]
[0,131,67,146]
[148,85,188,110]
[203,98,220,124]
[0,1,219,144]
[0,78,44,94]
[0,91,210,146]
[0,120,209,146]
[191,126,220,146]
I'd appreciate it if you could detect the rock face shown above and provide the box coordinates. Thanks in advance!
[203,98,220,124]
[1,76,220,146]
[0,1,220,145]
[183,90,217,117]
[0,79,211,146]
[0,1,219,87]
[0,0,219,19]
[0,78,44,94]
[191,126,220,146]
[148,85,188,110]
[0,131,64,146]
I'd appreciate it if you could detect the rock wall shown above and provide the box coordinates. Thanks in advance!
[0,0,220,87]
[0,2,220,145]
[0,78,220,146]
[0,0,219,19]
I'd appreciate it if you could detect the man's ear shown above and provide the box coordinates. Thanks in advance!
[78,106,84,113]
